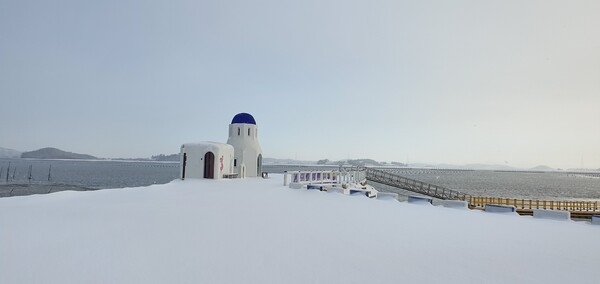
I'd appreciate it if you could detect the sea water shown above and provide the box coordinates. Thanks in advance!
[1,159,599,200]
[263,165,600,201]
[0,158,179,197]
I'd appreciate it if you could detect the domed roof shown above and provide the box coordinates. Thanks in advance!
[231,113,256,125]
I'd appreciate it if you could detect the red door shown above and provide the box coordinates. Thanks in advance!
[204,152,215,179]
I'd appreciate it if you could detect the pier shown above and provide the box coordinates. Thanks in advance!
[365,168,600,218]
[365,168,471,201]
[469,196,599,218]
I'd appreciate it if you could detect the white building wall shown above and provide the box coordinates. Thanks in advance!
[226,123,262,178]
[180,142,234,180]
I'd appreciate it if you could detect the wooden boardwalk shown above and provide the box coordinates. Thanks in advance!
[469,196,599,217]
[366,168,600,218]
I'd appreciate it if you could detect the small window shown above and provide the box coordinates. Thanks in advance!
[234,159,237,167]
[237,128,240,136]
[248,128,251,136]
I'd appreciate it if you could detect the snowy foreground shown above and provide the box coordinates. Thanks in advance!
[1,176,599,284]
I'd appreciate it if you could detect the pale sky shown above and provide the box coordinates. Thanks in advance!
[1,0,599,169]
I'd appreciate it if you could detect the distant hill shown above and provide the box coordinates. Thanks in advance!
[0,147,21,158]
[21,148,97,160]
[529,165,555,171]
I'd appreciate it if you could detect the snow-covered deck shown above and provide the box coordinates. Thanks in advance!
[1,175,599,283]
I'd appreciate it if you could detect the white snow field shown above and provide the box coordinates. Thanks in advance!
[1,175,599,284]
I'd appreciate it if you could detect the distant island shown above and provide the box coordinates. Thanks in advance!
[150,154,179,161]
[21,147,97,160]
[529,165,556,172]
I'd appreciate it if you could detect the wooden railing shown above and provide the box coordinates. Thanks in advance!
[469,196,600,212]
[365,168,600,213]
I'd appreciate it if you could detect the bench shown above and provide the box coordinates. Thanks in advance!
[376,192,399,201]
[440,200,468,209]
[533,209,571,221]
[484,204,516,213]
[349,189,369,197]
[408,195,433,205]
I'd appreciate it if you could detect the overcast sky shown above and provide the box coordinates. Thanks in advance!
[1,0,599,169]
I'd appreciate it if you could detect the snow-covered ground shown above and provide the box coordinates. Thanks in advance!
[1,175,599,283]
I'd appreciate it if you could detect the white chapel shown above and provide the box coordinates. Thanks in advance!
[180,113,263,180]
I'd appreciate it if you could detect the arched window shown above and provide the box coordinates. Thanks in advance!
[248,128,251,136]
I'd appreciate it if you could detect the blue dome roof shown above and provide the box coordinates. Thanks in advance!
[231,113,256,125]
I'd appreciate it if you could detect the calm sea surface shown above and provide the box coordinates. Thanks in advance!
[0,158,179,197]
[1,159,599,200]
[264,165,600,201]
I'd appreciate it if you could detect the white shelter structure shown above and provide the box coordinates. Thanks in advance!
[179,113,263,180]
[226,113,263,178]
[180,142,234,180]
